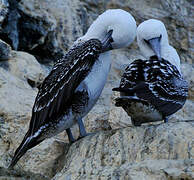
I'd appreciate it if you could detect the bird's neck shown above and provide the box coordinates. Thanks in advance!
[89,51,111,81]
[84,51,111,100]
[161,45,181,73]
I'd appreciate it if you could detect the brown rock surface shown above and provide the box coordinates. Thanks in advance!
[53,122,194,180]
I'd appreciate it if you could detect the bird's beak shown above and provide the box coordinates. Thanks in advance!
[101,30,114,52]
[146,36,162,60]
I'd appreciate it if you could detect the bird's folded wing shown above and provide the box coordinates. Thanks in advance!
[125,81,186,116]
[29,39,102,135]
[71,89,89,114]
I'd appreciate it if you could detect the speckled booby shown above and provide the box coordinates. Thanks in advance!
[113,19,188,126]
[9,9,136,168]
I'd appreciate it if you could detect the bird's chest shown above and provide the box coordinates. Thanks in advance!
[74,53,111,117]
[83,52,111,101]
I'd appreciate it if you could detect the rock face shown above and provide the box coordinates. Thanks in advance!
[0,0,9,26]
[0,39,11,60]
[0,0,193,179]
[53,122,194,180]
[0,0,86,62]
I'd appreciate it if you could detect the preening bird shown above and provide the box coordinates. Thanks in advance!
[9,9,137,168]
[113,19,188,126]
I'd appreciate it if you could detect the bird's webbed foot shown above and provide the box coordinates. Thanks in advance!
[76,118,95,141]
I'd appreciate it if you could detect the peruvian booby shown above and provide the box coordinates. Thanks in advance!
[113,19,188,126]
[9,9,137,168]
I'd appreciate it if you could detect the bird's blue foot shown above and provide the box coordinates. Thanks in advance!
[66,128,76,143]
[76,118,96,141]
[77,117,87,137]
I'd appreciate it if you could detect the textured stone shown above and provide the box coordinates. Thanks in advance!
[0,0,87,62]
[0,0,20,50]
[0,0,9,26]
[0,39,11,60]
[53,122,194,180]
[53,160,194,180]
[181,63,194,101]
[0,51,44,120]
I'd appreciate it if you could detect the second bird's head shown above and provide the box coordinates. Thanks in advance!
[137,19,181,72]
[77,9,137,52]
[137,19,169,61]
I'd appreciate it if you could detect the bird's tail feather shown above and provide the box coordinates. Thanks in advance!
[112,87,130,93]
[115,96,148,107]
[9,131,42,169]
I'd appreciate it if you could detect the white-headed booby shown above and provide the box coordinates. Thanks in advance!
[113,19,188,126]
[9,9,137,168]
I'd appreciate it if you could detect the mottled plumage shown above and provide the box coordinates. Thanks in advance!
[113,57,188,126]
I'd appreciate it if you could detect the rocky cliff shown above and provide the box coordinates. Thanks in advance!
[0,0,193,179]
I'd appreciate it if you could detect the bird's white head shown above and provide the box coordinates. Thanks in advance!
[137,19,181,72]
[77,9,137,50]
